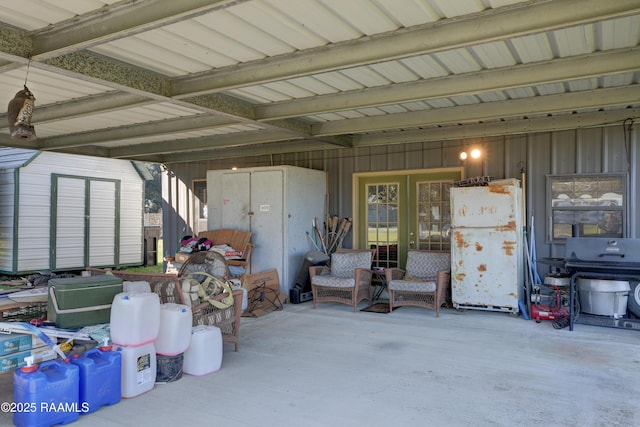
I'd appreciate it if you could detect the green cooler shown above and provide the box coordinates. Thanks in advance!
[47,275,123,329]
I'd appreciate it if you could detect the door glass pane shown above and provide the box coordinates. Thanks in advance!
[417,181,452,251]
[367,183,398,269]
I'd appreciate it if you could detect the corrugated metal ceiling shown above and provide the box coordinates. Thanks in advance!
[0,0,638,163]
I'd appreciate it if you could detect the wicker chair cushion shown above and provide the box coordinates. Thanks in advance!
[406,251,450,280]
[312,275,357,288]
[388,279,437,292]
[330,251,372,278]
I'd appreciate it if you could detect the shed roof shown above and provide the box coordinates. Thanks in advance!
[0,148,38,170]
[0,0,638,163]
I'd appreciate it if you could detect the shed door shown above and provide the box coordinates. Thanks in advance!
[52,176,119,270]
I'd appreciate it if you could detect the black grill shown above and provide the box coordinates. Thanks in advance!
[562,238,640,331]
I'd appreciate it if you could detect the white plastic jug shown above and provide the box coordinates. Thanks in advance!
[183,325,222,376]
[155,303,192,356]
[113,342,157,398]
[110,292,160,346]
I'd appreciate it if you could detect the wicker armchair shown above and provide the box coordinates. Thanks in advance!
[384,250,451,317]
[198,229,254,279]
[177,251,242,352]
[309,249,375,311]
[87,260,243,352]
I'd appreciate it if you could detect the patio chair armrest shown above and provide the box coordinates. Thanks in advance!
[354,268,374,287]
[309,265,329,279]
[435,270,451,305]
[385,267,406,282]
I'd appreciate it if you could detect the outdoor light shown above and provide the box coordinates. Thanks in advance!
[459,148,482,161]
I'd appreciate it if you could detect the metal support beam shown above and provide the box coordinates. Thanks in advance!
[313,86,640,136]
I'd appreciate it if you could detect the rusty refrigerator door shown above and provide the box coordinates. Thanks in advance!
[450,185,524,314]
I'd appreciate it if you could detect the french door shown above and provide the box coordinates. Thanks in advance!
[356,169,461,268]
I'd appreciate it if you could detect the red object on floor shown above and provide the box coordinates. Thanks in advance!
[531,304,569,322]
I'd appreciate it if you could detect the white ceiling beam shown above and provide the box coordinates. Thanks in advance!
[313,86,640,136]
[157,140,332,164]
[0,92,152,130]
[354,109,640,147]
[109,130,301,158]
[172,0,640,96]
[255,48,640,120]
[30,0,244,59]
[37,115,239,150]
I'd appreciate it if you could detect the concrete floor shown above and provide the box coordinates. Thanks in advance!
[0,301,639,426]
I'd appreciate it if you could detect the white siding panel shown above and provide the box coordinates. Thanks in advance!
[0,170,15,272]
[53,177,86,270]
[88,180,116,266]
[119,179,143,265]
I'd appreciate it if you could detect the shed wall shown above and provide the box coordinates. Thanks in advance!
[0,151,144,274]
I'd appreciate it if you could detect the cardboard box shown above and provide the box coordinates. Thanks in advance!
[174,252,191,263]
[0,333,45,356]
[0,345,57,373]
[30,345,58,364]
[47,275,123,329]
[244,269,280,293]
[242,269,285,317]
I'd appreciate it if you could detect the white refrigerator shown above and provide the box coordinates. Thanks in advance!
[450,184,524,314]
